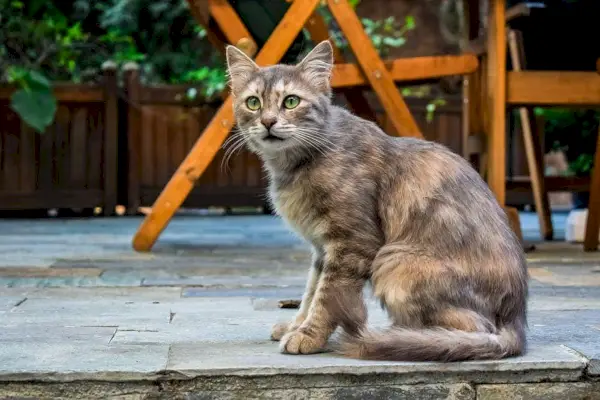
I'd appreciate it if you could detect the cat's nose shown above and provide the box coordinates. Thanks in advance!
[261,117,277,129]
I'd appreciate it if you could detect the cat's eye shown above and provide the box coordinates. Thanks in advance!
[283,95,300,110]
[246,96,261,111]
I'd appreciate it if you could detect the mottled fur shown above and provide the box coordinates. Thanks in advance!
[225,41,528,361]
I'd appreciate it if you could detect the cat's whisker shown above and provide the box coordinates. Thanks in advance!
[221,132,250,172]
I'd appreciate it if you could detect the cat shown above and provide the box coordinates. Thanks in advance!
[225,40,528,361]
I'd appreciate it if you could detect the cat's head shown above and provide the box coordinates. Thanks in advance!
[225,41,334,157]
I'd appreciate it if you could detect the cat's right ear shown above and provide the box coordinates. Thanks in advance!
[226,45,259,95]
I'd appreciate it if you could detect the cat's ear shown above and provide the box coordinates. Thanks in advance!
[226,45,259,95]
[297,41,334,94]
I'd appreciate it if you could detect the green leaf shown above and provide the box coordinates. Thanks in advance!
[405,15,416,30]
[26,70,51,89]
[382,37,406,47]
[10,88,57,133]
[349,0,361,9]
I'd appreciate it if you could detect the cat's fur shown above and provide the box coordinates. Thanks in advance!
[225,41,528,361]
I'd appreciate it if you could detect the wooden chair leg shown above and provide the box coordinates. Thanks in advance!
[507,29,553,240]
[486,0,507,207]
[584,124,600,251]
[132,0,321,251]
[327,0,422,138]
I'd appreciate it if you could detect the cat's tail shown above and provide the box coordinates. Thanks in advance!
[336,321,525,362]
[331,289,525,362]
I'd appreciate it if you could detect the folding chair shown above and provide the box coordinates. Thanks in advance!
[132,0,479,251]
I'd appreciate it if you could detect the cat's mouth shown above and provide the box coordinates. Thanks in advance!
[262,133,285,142]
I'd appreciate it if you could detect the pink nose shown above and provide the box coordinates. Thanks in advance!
[261,118,276,129]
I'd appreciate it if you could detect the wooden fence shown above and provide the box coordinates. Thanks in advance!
[0,71,484,213]
[0,65,118,213]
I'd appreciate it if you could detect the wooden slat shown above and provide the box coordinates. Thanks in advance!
[54,106,70,189]
[103,64,119,215]
[330,55,479,88]
[584,125,600,251]
[140,108,154,186]
[86,106,103,189]
[328,0,421,137]
[18,122,36,193]
[507,176,590,193]
[0,85,104,102]
[0,189,103,210]
[69,107,87,187]
[132,0,322,251]
[155,108,170,185]
[508,29,553,240]
[507,71,600,106]
[125,66,142,213]
[486,0,507,206]
[207,0,257,56]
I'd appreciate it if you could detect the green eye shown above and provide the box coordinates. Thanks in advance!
[283,95,300,109]
[246,96,261,111]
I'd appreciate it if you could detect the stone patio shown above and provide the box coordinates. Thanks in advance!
[0,212,599,399]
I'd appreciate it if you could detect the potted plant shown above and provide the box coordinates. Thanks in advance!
[537,108,600,209]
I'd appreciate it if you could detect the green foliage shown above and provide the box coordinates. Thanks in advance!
[534,107,600,176]
[2,0,429,128]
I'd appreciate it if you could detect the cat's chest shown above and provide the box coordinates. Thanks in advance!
[270,180,327,243]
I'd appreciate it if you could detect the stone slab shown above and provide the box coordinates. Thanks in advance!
[0,275,142,288]
[18,287,183,300]
[0,381,157,400]
[0,267,103,277]
[3,298,172,330]
[477,382,600,400]
[165,342,585,385]
[566,342,600,376]
[0,343,170,382]
[0,326,116,344]
[181,286,305,298]
[142,275,307,288]
[0,296,27,312]
[160,383,476,400]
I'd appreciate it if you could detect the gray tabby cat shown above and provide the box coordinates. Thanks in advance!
[225,40,528,361]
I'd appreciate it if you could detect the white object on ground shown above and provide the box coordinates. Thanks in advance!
[565,209,599,242]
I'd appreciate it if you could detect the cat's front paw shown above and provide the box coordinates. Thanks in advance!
[279,330,325,354]
[271,322,292,341]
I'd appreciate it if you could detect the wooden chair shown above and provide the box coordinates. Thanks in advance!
[131,0,480,252]
[463,0,600,251]
[464,2,553,240]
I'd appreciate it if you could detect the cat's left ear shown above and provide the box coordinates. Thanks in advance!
[297,41,334,95]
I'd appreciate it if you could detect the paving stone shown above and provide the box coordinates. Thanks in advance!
[0,343,170,381]
[477,382,600,400]
[142,275,307,288]
[528,310,600,345]
[566,342,600,376]
[181,286,305,298]
[0,296,27,312]
[528,295,600,310]
[0,267,103,277]
[0,275,142,288]
[17,287,182,300]
[3,298,172,330]
[0,326,116,344]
